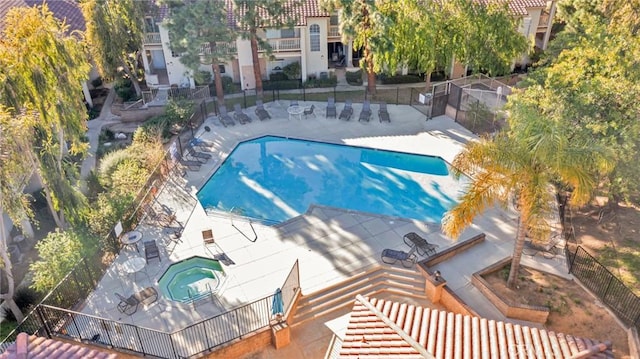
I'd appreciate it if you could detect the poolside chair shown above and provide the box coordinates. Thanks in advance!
[186,146,211,163]
[144,240,161,264]
[233,103,252,125]
[326,97,336,118]
[379,102,390,123]
[255,100,271,121]
[303,104,316,119]
[202,229,215,245]
[358,100,372,122]
[403,232,439,257]
[381,246,417,268]
[189,138,214,152]
[290,100,299,107]
[178,158,201,172]
[143,203,177,228]
[339,99,353,121]
[116,287,158,316]
[218,105,235,127]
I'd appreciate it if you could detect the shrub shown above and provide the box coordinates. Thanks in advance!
[165,99,194,127]
[209,76,239,96]
[269,72,288,81]
[304,76,337,88]
[194,70,212,86]
[30,229,84,293]
[114,78,135,101]
[379,74,423,85]
[91,77,103,88]
[345,70,363,85]
[283,62,301,80]
[263,80,300,90]
[3,287,41,322]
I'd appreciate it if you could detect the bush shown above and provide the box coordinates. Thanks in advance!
[165,99,194,127]
[30,229,84,293]
[194,70,212,86]
[263,80,301,90]
[3,287,41,322]
[269,72,288,81]
[114,78,135,101]
[209,76,239,96]
[91,77,103,88]
[430,71,447,82]
[304,76,337,88]
[283,62,301,80]
[379,74,423,85]
[345,70,363,85]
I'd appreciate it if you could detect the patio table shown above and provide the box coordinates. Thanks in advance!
[288,105,304,121]
[122,256,148,282]
[121,230,143,252]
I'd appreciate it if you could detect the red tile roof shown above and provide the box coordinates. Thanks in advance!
[339,295,613,359]
[0,0,85,33]
[0,333,118,359]
[475,0,548,16]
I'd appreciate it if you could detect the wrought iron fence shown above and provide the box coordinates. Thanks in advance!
[568,246,640,331]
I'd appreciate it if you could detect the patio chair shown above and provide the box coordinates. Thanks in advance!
[339,99,353,121]
[143,204,177,228]
[255,100,271,121]
[218,105,235,127]
[381,247,417,268]
[233,103,252,125]
[178,158,201,172]
[403,232,439,257]
[189,138,214,152]
[358,100,372,122]
[326,97,336,118]
[144,240,161,264]
[290,100,299,107]
[186,146,211,163]
[379,102,390,123]
[303,104,316,119]
[202,229,215,245]
[115,292,139,315]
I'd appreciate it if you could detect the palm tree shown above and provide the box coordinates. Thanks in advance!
[442,99,611,288]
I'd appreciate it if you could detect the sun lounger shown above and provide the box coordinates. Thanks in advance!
[116,287,158,315]
[234,103,252,124]
[202,229,215,245]
[190,138,214,152]
[326,97,336,118]
[403,232,438,257]
[381,247,417,268]
[339,99,353,121]
[379,102,390,123]
[178,158,201,171]
[144,240,161,264]
[358,100,372,122]
[142,204,177,227]
[255,100,271,121]
[186,147,211,163]
[218,105,235,127]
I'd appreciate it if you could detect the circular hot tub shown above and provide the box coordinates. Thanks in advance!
[158,256,225,302]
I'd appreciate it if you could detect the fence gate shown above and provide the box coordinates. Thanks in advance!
[430,82,448,118]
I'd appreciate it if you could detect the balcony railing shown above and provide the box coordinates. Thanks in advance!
[258,38,301,53]
[143,32,161,44]
[328,26,341,38]
[201,42,237,55]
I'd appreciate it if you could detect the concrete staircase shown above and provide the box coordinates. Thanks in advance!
[291,265,426,326]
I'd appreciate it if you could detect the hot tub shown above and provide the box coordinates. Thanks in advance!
[158,256,225,302]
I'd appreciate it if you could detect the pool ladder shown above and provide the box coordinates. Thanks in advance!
[229,207,258,243]
[187,284,215,310]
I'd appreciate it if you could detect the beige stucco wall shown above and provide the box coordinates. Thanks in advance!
[304,18,329,79]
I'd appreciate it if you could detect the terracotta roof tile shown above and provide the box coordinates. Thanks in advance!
[338,296,614,359]
[0,333,118,359]
[473,0,547,16]
[0,0,85,33]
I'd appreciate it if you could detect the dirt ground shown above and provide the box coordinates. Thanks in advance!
[484,266,630,357]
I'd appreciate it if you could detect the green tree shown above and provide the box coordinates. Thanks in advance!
[0,5,90,228]
[0,107,36,323]
[232,0,298,97]
[162,0,236,105]
[442,96,611,288]
[322,0,391,94]
[81,0,145,97]
[30,229,84,293]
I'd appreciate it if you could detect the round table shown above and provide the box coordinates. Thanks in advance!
[121,230,143,252]
[122,256,147,282]
[287,106,304,121]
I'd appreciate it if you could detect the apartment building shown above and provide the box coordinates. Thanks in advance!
[141,0,557,89]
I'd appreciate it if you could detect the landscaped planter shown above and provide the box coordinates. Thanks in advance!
[472,257,550,323]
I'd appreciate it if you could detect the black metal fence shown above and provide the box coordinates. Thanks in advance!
[568,246,640,331]
[1,259,301,358]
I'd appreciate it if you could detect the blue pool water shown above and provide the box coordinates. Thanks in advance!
[197,136,466,224]
[158,257,224,302]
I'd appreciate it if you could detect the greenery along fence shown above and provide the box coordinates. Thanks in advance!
[568,246,640,331]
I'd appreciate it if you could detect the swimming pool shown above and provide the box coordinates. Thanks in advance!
[197,136,466,224]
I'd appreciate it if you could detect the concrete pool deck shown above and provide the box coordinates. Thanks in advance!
[80,101,570,354]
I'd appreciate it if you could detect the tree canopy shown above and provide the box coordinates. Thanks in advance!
[162,0,236,104]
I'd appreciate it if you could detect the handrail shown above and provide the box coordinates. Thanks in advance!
[230,207,258,242]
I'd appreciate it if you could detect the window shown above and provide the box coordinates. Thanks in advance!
[281,28,296,38]
[219,65,226,74]
[310,24,320,52]
[330,15,339,26]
